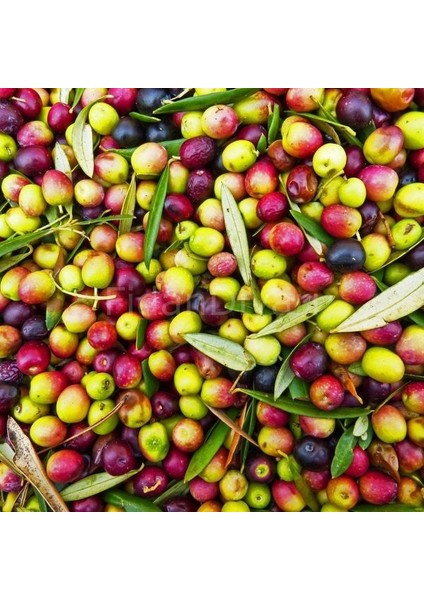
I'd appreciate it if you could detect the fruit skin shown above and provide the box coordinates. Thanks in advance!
[359,470,398,505]
[326,475,360,510]
[361,347,405,384]
[138,422,170,463]
[46,449,85,484]
[371,405,407,444]
[272,480,306,512]
[395,111,424,149]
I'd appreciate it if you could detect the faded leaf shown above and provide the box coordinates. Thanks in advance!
[153,88,259,114]
[221,184,251,286]
[54,142,72,180]
[0,245,33,274]
[225,402,248,468]
[118,173,137,235]
[153,480,189,505]
[61,466,144,501]
[333,267,424,333]
[353,415,369,438]
[183,333,256,372]
[368,440,400,483]
[207,405,258,447]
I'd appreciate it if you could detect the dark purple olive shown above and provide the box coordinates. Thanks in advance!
[101,439,136,476]
[173,344,193,365]
[93,349,119,374]
[112,116,145,148]
[0,100,24,135]
[2,301,36,327]
[245,453,276,483]
[164,193,194,222]
[336,91,372,129]
[0,360,23,384]
[414,88,424,109]
[199,411,216,432]
[294,436,332,471]
[236,124,267,146]
[341,391,364,408]
[0,160,9,180]
[21,315,48,340]
[290,342,328,381]
[405,241,424,270]
[13,145,52,177]
[0,382,20,413]
[71,496,105,512]
[344,145,367,178]
[198,293,229,326]
[151,390,179,419]
[136,88,173,115]
[145,118,179,143]
[64,422,97,453]
[253,365,281,392]
[187,168,215,202]
[162,444,190,480]
[398,170,417,187]
[133,465,168,498]
[114,267,145,296]
[162,496,200,512]
[359,377,391,407]
[358,201,379,236]
[80,205,105,220]
[120,426,142,456]
[180,136,217,169]
[325,239,366,273]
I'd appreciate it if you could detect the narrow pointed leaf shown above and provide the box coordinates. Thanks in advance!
[45,290,65,330]
[153,480,189,505]
[102,489,162,512]
[225,403,248,469]
[290,210,335,246]
[274,332,313,399]
[257,133,267,154]
[136,318,148,350]
[285,109,362,147]
[352,504,424,512]
[183,333,256,372]
[240,399,257,472]
[61,466,144,501]
[0,225,61,259]
[289,377,310,400]
[142,359,159,398]
[0,245,33,274]
[129,111,161,123]
[185,408,238,482]
[225,300,272,315]
[332,267,424,333]
[112,139,185,160]
[249,295,335,338]
[7,417,68,512]
[331,427,356,478]
[221,184,251,285]
[153,88,259,114]
[294,473,320,511]
[33,488,49,512]
[118,173,137,235]
[70,88,85,111]
[54,142,72,180]
[59,88,72,104]
[237,388,372,419]
[268,103,280,144]
[143,163,170,268]
[72,96,109,176]
[369,229,424,273]
[207,405,258,447]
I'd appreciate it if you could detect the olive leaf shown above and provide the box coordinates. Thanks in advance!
[112,139,186,160]
[352,504,424,512]
[286,108,362,148]
[72,95,110,177]
[185,408,238,482]
[237,388,373,419]
[7,417,69,512]
[0,218,67,259]
[118,173,137,236]
[59,88,72,104]
[207,405,258,448]
[332,266,424,333]
[153,480,189,505]
[129,111,161,123]
[289,377,310,400]
[141,359,159,398]
[257,133,267,154]
[294,473,320,512]
[224,300,272,315]
[368,440,400,483]
[153,88,259,114]
[353,415,369,438]
[249,295,334,339]
[183,333,256,372]
[331,426,356,478]
[274,332,313,399]
[143,163,170,268]
[289,210,335,246]
[348,362,366,377]
[225,402,249,468]
[280,184,324,256]
[267,103,281,144]
[102,489,162,512]
[357,419,373,450]
[61,466,144,501]
[136,319,148,350]
[70,88,85,111]
[0,245,33,274]
[221,184,252,286]
[240,399,257,472]
[54,142,72,180]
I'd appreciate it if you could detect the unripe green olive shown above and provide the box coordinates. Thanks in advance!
[395,111,424,149]
[169,311,202,344]
[251,249,287,279]
[242,312,273,333]
[87,400,119,435]
[244,336,281,366]
[179,395,209,420]
[316,299,355,333]
[136,259,162,284]
[391,218,422,250]
[361,233,392,271]
[181,111,203,138]
[219,318,249,344]
[174,363,204,396]
[189,227,225,257]
[394,183,424,218]
[361,347,405,383]
[174,248,208,275]
[209,277,241,302]
[222,140,258,173]
[238,197,262,228]
[88,102,120,135]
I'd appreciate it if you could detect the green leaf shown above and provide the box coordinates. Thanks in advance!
[118,173,137,236]
[237,388,373,419]
[288,377,310,400]
[257,133,267,154]
[112,139,186,160]
[221,184,252,286]
[70,88,85,111]
[72,95,109,177]
[249,295,335,339]
[408,310,424,327]
[143,163,170,268]
[183,333,256,372]
[358,418,373,449]
[224,300,272,315]
[0,224,63,259]
[136,319,148,350]
[129,111,161,123]
[274,332,313,399]
[290,210,335,246]
[294,473,320,512]
[352,504,424,512]
[102,489,162,512]
[185,408,238,482]
[53,142,72,180]
[240,399,257,472]
[285,108,362,148]
[268,103,280,144]
[61,466,143,501]
[153,480,190,505]
[333,266,424,332]
[142,359,159,398]
[33,488,49,512]
[153,88,260,114]
[331,427,356,478]
[348,362,367,376]
[0,245,33,274]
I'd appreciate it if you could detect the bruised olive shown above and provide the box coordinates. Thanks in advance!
[358,201,379,236]
[325,239,366,273]
[112,117,145,148]
[293,436,332,471]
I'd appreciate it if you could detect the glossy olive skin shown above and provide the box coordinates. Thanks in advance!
[325,239,366,273]
[294,436,332,471]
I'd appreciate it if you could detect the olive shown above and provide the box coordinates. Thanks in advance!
[293,436,332,471]
[253,364,281,392]
[227,368,253,387]
[136,88,173,115]
[358,201,379,236]
[405,241,424,270]
[112,117,145,148]
[325,239,366,273]
[162,496,200,512]
[398,169,417,187]
[21,315,49,340]
[144,118,179,143]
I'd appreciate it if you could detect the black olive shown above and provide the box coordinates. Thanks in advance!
[144,118,179,143]
[253,365,281,392]
[293,436,332,471]
[112,117,145,148]
[325,239,366,273]
[136,88,174,115]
